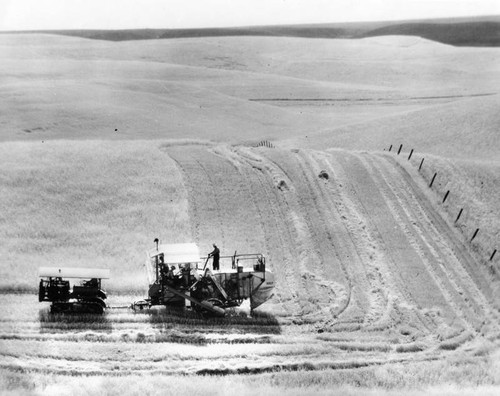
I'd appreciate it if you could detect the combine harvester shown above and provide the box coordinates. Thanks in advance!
[134,241,275,316]
[37,242,274,317]
[38,267,110,314]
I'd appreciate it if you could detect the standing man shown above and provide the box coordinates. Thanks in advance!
[208,243,220,271]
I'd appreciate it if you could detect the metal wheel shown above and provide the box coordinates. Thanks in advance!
[82,302,104,314]
[84,297,107,309]
[205,298,224,308]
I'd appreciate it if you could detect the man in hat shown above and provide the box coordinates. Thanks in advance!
[208,243,220,271]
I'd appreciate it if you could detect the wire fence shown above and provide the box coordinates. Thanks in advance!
[255,140,275,148]
[385,143,498,275]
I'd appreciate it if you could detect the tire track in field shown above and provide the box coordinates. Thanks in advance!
[233,146,330,318]
[291,150,370,324]
[0,353,429,377]
[229,147,304,316]
[355,152,459,328]
[3,297,428,376]
[168,145,307,317]
[360,153,476,332]
[387,153,497,305]
[167,146,225,247]
[354,151,493,337]
[167,146,265,256]
[368,154,488,331]
[334,151,436,333]
[313,151,393,328]
[378,154,499,331]
[256,149,353,323]
[326,150,428,334]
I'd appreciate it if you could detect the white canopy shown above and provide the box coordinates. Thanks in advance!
[39,267,110,279]
[149,243,201,264]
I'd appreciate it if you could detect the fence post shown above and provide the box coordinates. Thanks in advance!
[389,144,393,152]
[419,158,424,171]
[429,172,437,188]
[455,208,463,223]
[443,190,450,203]
[397,144,403,155]
[408,149,414,160]
[491,250,497,261]
[470,228,479,242]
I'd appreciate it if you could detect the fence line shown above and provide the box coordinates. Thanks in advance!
[386,143,498,270]
[256,140,275,148]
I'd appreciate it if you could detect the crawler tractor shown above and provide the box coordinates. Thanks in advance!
[38,267,110,314]
[135,242,275,316]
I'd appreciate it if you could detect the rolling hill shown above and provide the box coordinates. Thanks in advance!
[2,15,500,46]
[361,21,500,47]
[1,33,499,158]
[0,30,499,395]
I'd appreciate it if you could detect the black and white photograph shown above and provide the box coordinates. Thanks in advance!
[1,0,499,394]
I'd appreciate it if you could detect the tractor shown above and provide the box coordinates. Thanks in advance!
[38,267,110,314]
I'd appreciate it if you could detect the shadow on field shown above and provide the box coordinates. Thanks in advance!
[38,308,112,334]
[137,306,281,341]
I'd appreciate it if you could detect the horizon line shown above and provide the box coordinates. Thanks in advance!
[1,13,499,33]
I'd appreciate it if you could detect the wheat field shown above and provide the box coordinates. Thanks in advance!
[1,31,499,395]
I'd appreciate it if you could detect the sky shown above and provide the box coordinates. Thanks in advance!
[0,0,499,31]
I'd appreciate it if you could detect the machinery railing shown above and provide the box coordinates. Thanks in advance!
[201,253,265,271]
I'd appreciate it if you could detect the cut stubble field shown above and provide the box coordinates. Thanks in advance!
[1,32,500,395]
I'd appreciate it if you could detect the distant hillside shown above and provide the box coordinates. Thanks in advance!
[2,16,500,46]
[158,26,350,40]
[361,22,500,47]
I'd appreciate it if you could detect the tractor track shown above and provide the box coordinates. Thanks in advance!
[263,149,351,322]
[333,151,435,334]
[0,353,442,377]
[276,149,360,324]
[370,154,488,331]
[313,151,391,328]
[229,147,304,316]
[295,150,374,323]
[384,155,497,309]
[168,148,226,247]
[360,153,476,332]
